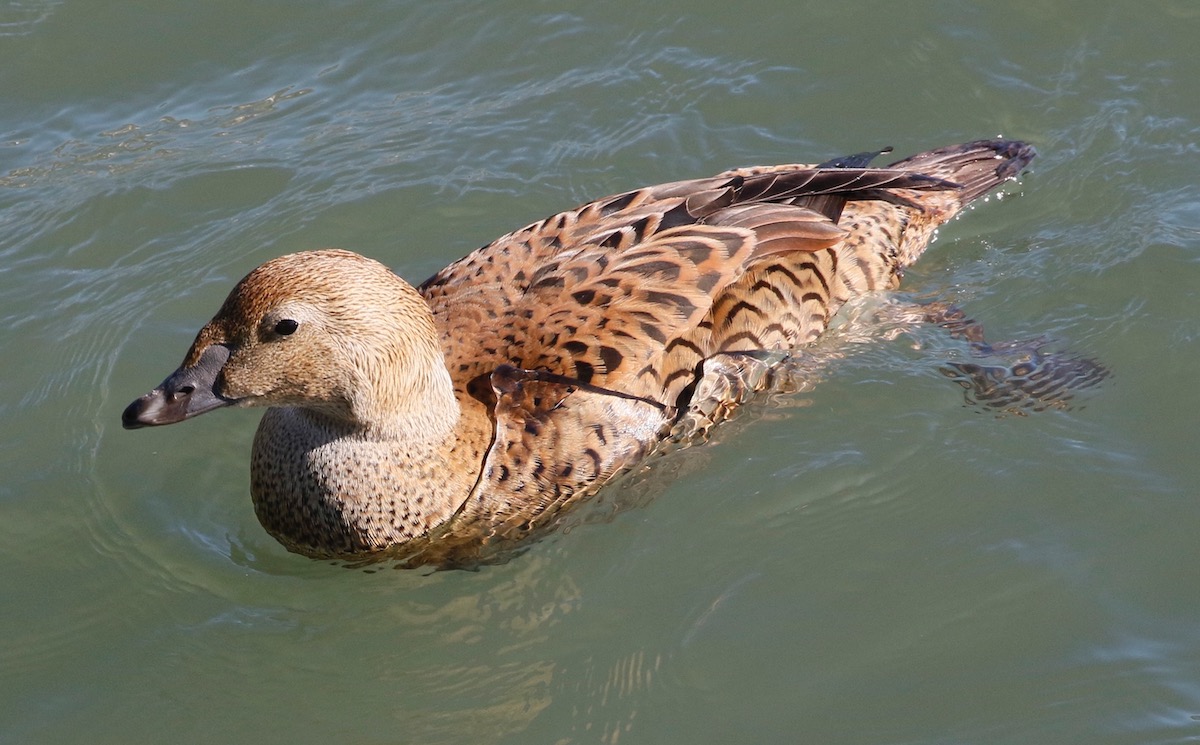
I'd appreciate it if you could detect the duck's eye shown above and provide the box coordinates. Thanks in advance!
[274,318,299,336]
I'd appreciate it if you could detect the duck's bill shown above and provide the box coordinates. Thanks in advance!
[122,344,235,429]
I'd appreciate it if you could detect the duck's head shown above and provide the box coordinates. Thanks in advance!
[122,249,455,434]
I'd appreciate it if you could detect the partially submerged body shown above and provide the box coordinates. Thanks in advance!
[123,139,1101,567]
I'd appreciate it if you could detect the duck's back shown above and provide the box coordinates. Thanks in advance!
[422,140,1032,393]
[404,140,1035,553]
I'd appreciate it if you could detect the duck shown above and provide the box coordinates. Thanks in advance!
[124,138,1039,566]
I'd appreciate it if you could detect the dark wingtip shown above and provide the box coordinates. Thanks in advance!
[818,146,894,169]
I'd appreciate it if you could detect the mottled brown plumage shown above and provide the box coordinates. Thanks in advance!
[124,139,1042,565]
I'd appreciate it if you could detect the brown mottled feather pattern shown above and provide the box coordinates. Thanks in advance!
[420,139,1036,546]
[126,139,1038,563]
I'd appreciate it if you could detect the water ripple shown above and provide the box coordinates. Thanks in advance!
[0,0,60,37]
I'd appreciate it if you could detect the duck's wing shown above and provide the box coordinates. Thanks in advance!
[431,142,1043,540]
[419,166,951,399]
[425,168,956,537]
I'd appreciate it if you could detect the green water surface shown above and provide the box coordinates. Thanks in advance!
[2,1,1199,743]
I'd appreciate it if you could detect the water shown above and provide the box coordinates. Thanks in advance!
[3,1,1199,742]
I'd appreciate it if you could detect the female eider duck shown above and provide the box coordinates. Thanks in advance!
[124,139,1053,566]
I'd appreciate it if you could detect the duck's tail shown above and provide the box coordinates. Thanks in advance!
[831,138,1035,271]
[888,138,1036,205]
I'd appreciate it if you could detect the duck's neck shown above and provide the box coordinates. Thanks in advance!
[349,356,461,443]
[320,276,463,444]
[249,349,478,558]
